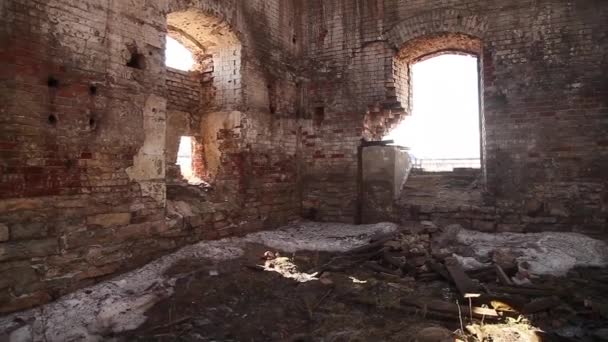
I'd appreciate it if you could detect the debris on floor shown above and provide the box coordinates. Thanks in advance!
[1,220,608,341]
[435,224,608,276]
[260,253,319,283]
[0,221,396,342]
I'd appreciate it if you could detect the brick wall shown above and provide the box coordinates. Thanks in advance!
[1,0,607,315]
[0,0,302,313]
[166,68,202,112]
[300,0,608,231]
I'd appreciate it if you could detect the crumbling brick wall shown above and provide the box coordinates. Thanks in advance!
[300,0,608,231]
[0,0,302,314]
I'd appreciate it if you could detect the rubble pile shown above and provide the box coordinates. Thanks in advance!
[270,221,608,341]
[3,220,606,341]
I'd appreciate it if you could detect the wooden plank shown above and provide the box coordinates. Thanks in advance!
[444,257,481,297]
[400,297,499,319]
[487,284,555,297]
[364,261,401,276]
[495,264,513,286]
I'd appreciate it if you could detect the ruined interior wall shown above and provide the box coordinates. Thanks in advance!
[0,0,302,314]
[301,0,608,231]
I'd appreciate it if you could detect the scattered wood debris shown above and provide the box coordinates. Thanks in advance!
[285,222,608,340]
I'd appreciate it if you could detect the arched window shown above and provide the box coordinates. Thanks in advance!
[385,33,484,172]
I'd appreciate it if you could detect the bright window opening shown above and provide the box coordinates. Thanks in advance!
[387,54,481,171]
[176,136,197,183]
[165,36,195,71]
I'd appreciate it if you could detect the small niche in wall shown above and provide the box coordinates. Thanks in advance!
[48,114,58,125]
[88,116,97,130]
[89,85,98,95]
[126,52,146,69]
[313,106,325,126]
[47,76,59,88]
[267,83,277,114]
[126,44,146,70]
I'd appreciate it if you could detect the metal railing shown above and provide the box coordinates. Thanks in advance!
[412,158,480,172]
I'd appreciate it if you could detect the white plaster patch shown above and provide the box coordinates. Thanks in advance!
[126,94,167,206]
[244,221,399,252]
[448,228,608,276]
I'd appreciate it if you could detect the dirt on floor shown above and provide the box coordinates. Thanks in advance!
[115,243,459,342]
[114,235,608,342]
[4,221,607,342]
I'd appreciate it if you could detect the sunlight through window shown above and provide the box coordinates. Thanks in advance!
[387,54,480,171]
[165,36,195,71]
[177,136,194,180]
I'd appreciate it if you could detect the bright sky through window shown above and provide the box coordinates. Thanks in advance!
[165,36,195,71]
[177,136,195,182]
[387,54,480,161]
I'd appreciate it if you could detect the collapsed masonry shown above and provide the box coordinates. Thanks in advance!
[0,0,607,318]
[1,221,607,341]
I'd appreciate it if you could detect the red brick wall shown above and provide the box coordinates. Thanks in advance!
[300,0,608,231]
[0,0,302,314]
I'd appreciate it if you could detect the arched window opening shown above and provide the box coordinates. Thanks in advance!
[383,33,484,173]
[164,9,243,187]
[386,53,481,171]
[165,36,195,71]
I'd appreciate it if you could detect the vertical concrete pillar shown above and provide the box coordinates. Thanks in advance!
[361,146,411,223]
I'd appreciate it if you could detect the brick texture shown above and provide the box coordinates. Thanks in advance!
[0,0,302,313]
[0,0,607,315]
[301,0,608,229]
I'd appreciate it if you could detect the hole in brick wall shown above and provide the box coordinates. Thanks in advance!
[89,85,97,95]
[177,136,194,180]
[47,76,59,88]
[176,136,206,185]
[267,84,277,114]
[292,35,297,44]
[126,51,146,70]
[313,106,325,126]
[48,114,57,125]
[89,117,97,130]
